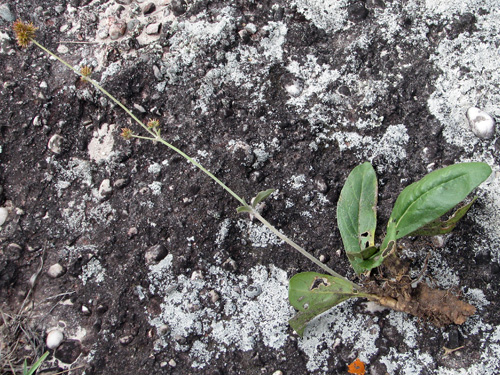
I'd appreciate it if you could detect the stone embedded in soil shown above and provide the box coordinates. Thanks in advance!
[109,22,127,40]
[145,22,161,35]
[170,0,186,16]
[48,134,64,154]
[46,329,64,349]
[143,3,156,15]
[467,107,496,139]
[0,207,8,226]
[47,263,66,278]
[119,335,134,345]
[57,45,69,54]
[145,244,167,264]
[98,179,113,199]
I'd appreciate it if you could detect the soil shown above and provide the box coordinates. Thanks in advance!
[1,0,500,374]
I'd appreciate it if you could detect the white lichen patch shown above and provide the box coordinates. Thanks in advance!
[147,261,291,368]
[88,123,116,162]
[236,219,283,248]
[80,257,105,285]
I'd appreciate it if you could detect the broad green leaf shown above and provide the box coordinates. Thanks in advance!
[388,162,491,240]
[337,162,378,274]
[288,272,359,336]
[409,197,477,236]
[252,189,275,207]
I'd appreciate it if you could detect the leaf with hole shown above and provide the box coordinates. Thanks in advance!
[288,272,360,336]
[337,162,378,274]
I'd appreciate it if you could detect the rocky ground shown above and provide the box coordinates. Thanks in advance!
[1,0,499,374]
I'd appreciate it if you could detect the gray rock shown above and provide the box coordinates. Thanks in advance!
[145,244,167,264]
[109,22,127,40]
[0,207,8,226]
[145,22,161,35]
[0,4,15,22]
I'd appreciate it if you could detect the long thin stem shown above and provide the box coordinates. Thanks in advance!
[31,40,349,280]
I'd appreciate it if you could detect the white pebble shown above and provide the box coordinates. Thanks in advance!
[99,179,112,198]
[0,207,8,226]
[46,329,64,349]
[168,359,177,367]
[47,263,65,278]
[57,44,69,54]
[145,23,161,35]
[467,107,496,139]
[48,134,64,154]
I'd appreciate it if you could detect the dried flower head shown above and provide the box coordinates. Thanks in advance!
[12,20,37,48]
[120,128,134,140]
[80,65,93,81]
[147,119,160,129]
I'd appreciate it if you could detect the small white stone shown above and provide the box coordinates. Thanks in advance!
[272,371,284,375]
[0,207,8,226]
[168,359,177,367]
[145,22,161,35]
[99,179,112,198]
[209,290,220,303]
[467,107,496,139]
[244,23,257,34]
[48,134,64,154]
[46,329,64,349]
[57,44,69,54]
[191,270,203,280]
[47,263,65,278]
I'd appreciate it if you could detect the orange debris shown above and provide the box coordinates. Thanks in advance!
[347,358,366,375]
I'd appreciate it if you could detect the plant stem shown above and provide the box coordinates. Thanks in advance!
[31,40,351,281]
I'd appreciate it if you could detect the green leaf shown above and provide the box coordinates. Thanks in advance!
[236,205,252,213]
[409,197,477,236]
[337,162,378,274]
[288,272,359,336]
[24,352,49,375]
[252,189,275,207]
[388,162,491,240]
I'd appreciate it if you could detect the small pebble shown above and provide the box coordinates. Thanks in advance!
[109,22,127,40]
[170,0,186,16]
[47,263,65,278]
[143,3,156,15]
[48,134,64,154]
[209,290,220,303]
[98,179,113,199]
[57,45,69,54]
[145,23,161,35]
[272,371,284,375]
[133,103,146,113]
[244,23,258,34]
[0,207,8,226]
[467,107,495,139]
[168,359,177,367]
[127,227,138,238]
[145,244,167,264]
[119,335,134,345]
[81,305,91,315]
[191,270,203,280]
[46,329,64,349]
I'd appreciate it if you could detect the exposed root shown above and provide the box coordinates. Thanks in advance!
[364,251,476,326]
